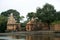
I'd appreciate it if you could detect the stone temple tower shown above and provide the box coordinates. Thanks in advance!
[7,13,21,32]
[26,17,36,31]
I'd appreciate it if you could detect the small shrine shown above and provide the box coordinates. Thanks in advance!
[26,17,36,31]
[26,17,49,31]
[7,13,21,32]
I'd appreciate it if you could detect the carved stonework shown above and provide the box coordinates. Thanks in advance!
[26,18,36,31]
[7,13,16,24]
[7,13,21,32]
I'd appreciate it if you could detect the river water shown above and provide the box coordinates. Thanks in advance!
[0,34,60,40]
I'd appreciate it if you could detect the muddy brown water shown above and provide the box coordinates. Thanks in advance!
[0,34,60,40]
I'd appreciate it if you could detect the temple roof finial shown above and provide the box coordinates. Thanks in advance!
[31,17,35,22]
[7,13,16,24]
[10,13,13,16]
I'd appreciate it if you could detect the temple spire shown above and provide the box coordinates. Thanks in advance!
[7,13,21,32]
[10,13,13,16]
[7,13,16,24]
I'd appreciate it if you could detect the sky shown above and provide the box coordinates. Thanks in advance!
[0,0,60,22]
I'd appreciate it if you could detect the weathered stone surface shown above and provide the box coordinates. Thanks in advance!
[26,18,36,31]
[7,13,21,32]
[26,18,49,31]
[51,24,60,31]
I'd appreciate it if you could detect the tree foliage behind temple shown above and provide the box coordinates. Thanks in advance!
[27,3,60,29]
[0,15,7,32]
[0,9,24,32]
[1,9,20,23]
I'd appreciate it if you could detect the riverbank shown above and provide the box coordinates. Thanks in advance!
[0,31,56,36]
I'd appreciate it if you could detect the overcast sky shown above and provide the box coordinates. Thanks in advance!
[0,0,60,21]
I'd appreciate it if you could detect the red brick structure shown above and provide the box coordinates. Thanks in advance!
[37,22,49,30]
[51,24,60,31]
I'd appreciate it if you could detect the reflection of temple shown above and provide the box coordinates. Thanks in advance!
[7,13,21,32]
[7,35,60,40]
[26,35,52,40]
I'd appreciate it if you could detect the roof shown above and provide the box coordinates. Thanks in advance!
[27,17,36,24]
[7,13,16,24]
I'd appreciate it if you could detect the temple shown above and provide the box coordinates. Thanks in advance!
[6,13,60,32]
[7,13,21,32]
[26,17,36,31]
[26,17,49,31]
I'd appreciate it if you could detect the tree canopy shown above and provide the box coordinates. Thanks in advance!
[0,15,7,32]
[27,12,36,20]
[27,3,57,29]
[0,9,24,32]
[40,3,56,23]
[27,3,56,23]
[1,9,20,23]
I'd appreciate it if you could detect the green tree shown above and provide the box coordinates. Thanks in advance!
[21,20,29,31]
[54,11,60,21]
[0,15,7,32]
[27,12,36,20]
[20,16,24,21]
[42,3,56,22]
[36,3,56,29]
[36,7,42,21]
[1,9,20,23]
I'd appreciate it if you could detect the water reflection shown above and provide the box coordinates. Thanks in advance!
[54,37,60,40]
[26,35,51,40]
[0,34,60,40]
